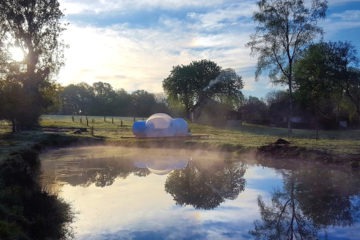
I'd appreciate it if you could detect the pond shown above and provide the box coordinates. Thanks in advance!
[40,146,360,240]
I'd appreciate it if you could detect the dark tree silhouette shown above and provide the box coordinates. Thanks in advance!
[250,167,360,239]
[0,0,65,130]
[0,153,73,239]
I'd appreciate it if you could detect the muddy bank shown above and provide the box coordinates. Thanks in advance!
[256,138,360,168]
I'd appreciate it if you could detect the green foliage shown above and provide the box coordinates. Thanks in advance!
[131,90,160,117]
[239,96,269,124]
[163,59,243,119]
[248,0,327,82]
[294,41,360,127]
[247,0,327,133]
[0,0,65,130]
[60,83,95,115]
[59,82,170,117]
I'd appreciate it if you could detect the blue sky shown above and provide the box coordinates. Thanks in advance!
[57,0,360,98]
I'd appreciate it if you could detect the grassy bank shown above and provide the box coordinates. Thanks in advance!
[1,114,360,165]
[39,115,360,154]
[0,132,77,239]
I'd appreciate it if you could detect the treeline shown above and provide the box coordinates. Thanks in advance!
[1,0,359,133]
[56,82,172,117]
[240,40,360,130]
[240,91,357,130]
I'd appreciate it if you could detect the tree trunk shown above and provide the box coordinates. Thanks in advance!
[314,109,320,140]
[288,78,293,136]
[11,119,17,133]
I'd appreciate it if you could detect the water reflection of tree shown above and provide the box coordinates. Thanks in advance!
[295,168,359,228]
[51,157,146,187]
[251,171,318,239]
[165,161,246,209]
[250,167,360,239]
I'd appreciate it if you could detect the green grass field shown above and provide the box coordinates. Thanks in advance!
[41,115,360,155]
[1,115,360,161]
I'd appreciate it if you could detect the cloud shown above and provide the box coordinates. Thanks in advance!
[57,0,360,98]
[321,9,360,41]
[58,1,257,94]
[59,0,227,15]
[330,10,360,22]
[187,1,256,30]
[328,0,360,6]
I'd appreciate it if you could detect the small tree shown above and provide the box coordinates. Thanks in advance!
[247,0,327,134]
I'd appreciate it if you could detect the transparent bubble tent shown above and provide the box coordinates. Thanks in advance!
[132,113,189,138]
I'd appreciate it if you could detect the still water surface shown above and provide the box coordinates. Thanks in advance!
[40,146,360,240]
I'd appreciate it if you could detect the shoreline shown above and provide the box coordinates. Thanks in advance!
[1,131,359,169]
[0,130,358,238]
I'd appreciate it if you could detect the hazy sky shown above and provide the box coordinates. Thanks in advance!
[57,0,360,98]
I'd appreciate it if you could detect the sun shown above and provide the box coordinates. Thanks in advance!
[8,46,25,62]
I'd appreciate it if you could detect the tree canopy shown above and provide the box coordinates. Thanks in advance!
[162,59,243,120]
[294,41,360,130]
[59,82,169,117]
[0,0,65,130]
[247,0,327,134]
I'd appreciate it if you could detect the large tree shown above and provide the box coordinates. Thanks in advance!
[0,0,65,130]
[163,59,243,120]
[247,0,327,134]
[346,67,360,120]
[294,41,359,131]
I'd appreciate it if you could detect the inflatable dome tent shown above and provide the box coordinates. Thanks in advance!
[132,113,189,138]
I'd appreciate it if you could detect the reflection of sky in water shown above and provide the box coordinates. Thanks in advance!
[244,166,283,193]
[41,146,360,240]
[61,170,276,240]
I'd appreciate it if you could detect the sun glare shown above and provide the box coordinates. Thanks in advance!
[9,46,25,62]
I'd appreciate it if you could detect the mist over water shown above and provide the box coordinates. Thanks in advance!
[40,146,360,240]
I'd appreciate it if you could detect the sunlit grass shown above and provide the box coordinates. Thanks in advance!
[1,115,359,161]
[38,115,360,155]
[190,122,360,155]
